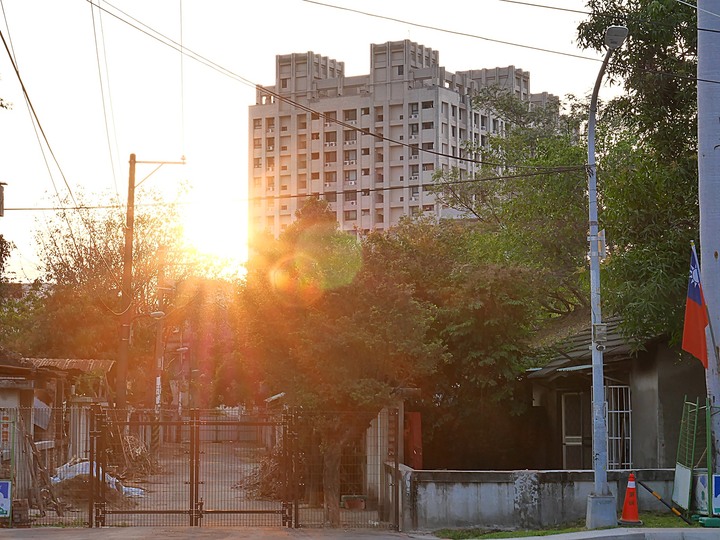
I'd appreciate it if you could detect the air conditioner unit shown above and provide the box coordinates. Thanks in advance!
[349,201,357,206]
[324,122,332,127]
[345,140,356,145]
[410,175,418,181]
[267,128,274,133]
[410,196,418,202]
[325,163,332,167]
[410,113,418,119]
[267,167,275,172]
[348,120,357,125]
[410,155,418,160]
[344,160,350,165]
[410,135,417,140]
[348,181,356,186]
[324,182,333,187]
[267,146,274,151]
[349,159,356,165]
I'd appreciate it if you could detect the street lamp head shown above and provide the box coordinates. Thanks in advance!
[605,26,628,50]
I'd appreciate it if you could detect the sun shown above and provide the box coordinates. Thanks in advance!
[180,192,248,272]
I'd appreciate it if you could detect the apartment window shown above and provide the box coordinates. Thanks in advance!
[299,120,307,129]
[422,122,433,130]
[421,101,434,109]
[281,184,288,191]
[311,172,320,180]
[299,179,307,189]
[451,105,457,117]
[343,109,357,122]
[410,145,419,157]
[362,168,370,176]
[266,119,275,130]
[344,150,357,161]
[474,113,480,124]
[344,130,357,142]
[397,65,404,76]
[253,119,262,129]
[280,78,289,89]
[253,178,261,187]
[311,132,320,140]
[492,119,499,133]
[344,210,357,220]
[266,138,275,150]
[345,191,357,202]
[410,165,419,175]
[324,172,337,183]
[451,126,457,137]
[409,103,419,115]
[311,112,320,120]
[441,102,448,115]
[422,163,435,171]
[410,124,419,136]
[325,131,337,144]
[253,138,262,149]
[422,142,434,150]
[481,115,488,130]
[325,191,337,202]
[324,151,337,163]
[423,204,433,212]
[361,148,370,156]
[361,107,370,116]
[253,158,262,168]
[344,170,357,182]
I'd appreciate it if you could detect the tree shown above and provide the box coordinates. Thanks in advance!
[433,90,590,317]
[239,199,444,525]
[4,188,225,404]
[364,217,546,468]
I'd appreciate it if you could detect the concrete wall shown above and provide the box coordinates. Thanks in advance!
[392,467,675,532]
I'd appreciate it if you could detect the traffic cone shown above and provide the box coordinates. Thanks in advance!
[618,472,643,526]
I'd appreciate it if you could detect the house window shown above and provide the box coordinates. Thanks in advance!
[344,210,357,220]
[606,385,632,470]
[421,101,434,109]
[422,122,433,130]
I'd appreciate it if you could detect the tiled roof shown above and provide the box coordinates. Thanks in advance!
[23,358,115,373]
[527,315,644,380]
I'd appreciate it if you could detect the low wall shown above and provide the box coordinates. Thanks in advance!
[393,467,675,532]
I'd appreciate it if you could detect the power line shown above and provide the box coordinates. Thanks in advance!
[4,164,585,212]
[303,0,599,62]
[498,0,588,15]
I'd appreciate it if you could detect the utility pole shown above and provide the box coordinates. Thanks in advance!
[116,154,136,412]
[116,154,184,412]
[698,0,720,472]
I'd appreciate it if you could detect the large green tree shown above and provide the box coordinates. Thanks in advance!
[239,198,444,525]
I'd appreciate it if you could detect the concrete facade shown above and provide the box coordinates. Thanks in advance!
[248,39,555,239]
[390,466,676,532]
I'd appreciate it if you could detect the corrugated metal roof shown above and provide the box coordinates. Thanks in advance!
[23,358,115,373]
[528,316,641,380]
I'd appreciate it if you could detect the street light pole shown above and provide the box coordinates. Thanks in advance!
[586,25,628,530]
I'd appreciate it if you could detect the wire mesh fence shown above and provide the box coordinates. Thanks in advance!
[0,405,400,529]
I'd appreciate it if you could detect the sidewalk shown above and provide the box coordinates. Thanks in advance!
[1,528,720,540]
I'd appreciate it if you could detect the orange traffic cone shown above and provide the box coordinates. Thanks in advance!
[618,472,643,526]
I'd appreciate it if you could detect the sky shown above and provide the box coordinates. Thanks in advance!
[0,0,612,281]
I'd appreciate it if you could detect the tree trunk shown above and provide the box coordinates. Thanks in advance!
[322,441,342,527]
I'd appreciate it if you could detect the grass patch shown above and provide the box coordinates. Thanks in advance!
[434,512,698,539]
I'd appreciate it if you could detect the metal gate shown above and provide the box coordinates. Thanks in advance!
[88,408,294,527]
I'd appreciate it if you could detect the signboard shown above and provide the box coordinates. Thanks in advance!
[713,475,720,515]
[0,481,10,518]
[673,463,692,510]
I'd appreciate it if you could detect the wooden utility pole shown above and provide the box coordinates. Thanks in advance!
[116,154,136,412]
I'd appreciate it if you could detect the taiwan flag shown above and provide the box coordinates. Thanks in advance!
[682,243,709,368]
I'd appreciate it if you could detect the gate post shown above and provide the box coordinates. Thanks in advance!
[189,408,201,526]
[88,406,96,528]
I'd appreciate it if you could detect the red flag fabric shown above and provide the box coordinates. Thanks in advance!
[682,244,709,368]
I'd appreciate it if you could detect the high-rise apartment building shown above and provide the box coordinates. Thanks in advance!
[248,40,552,239]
